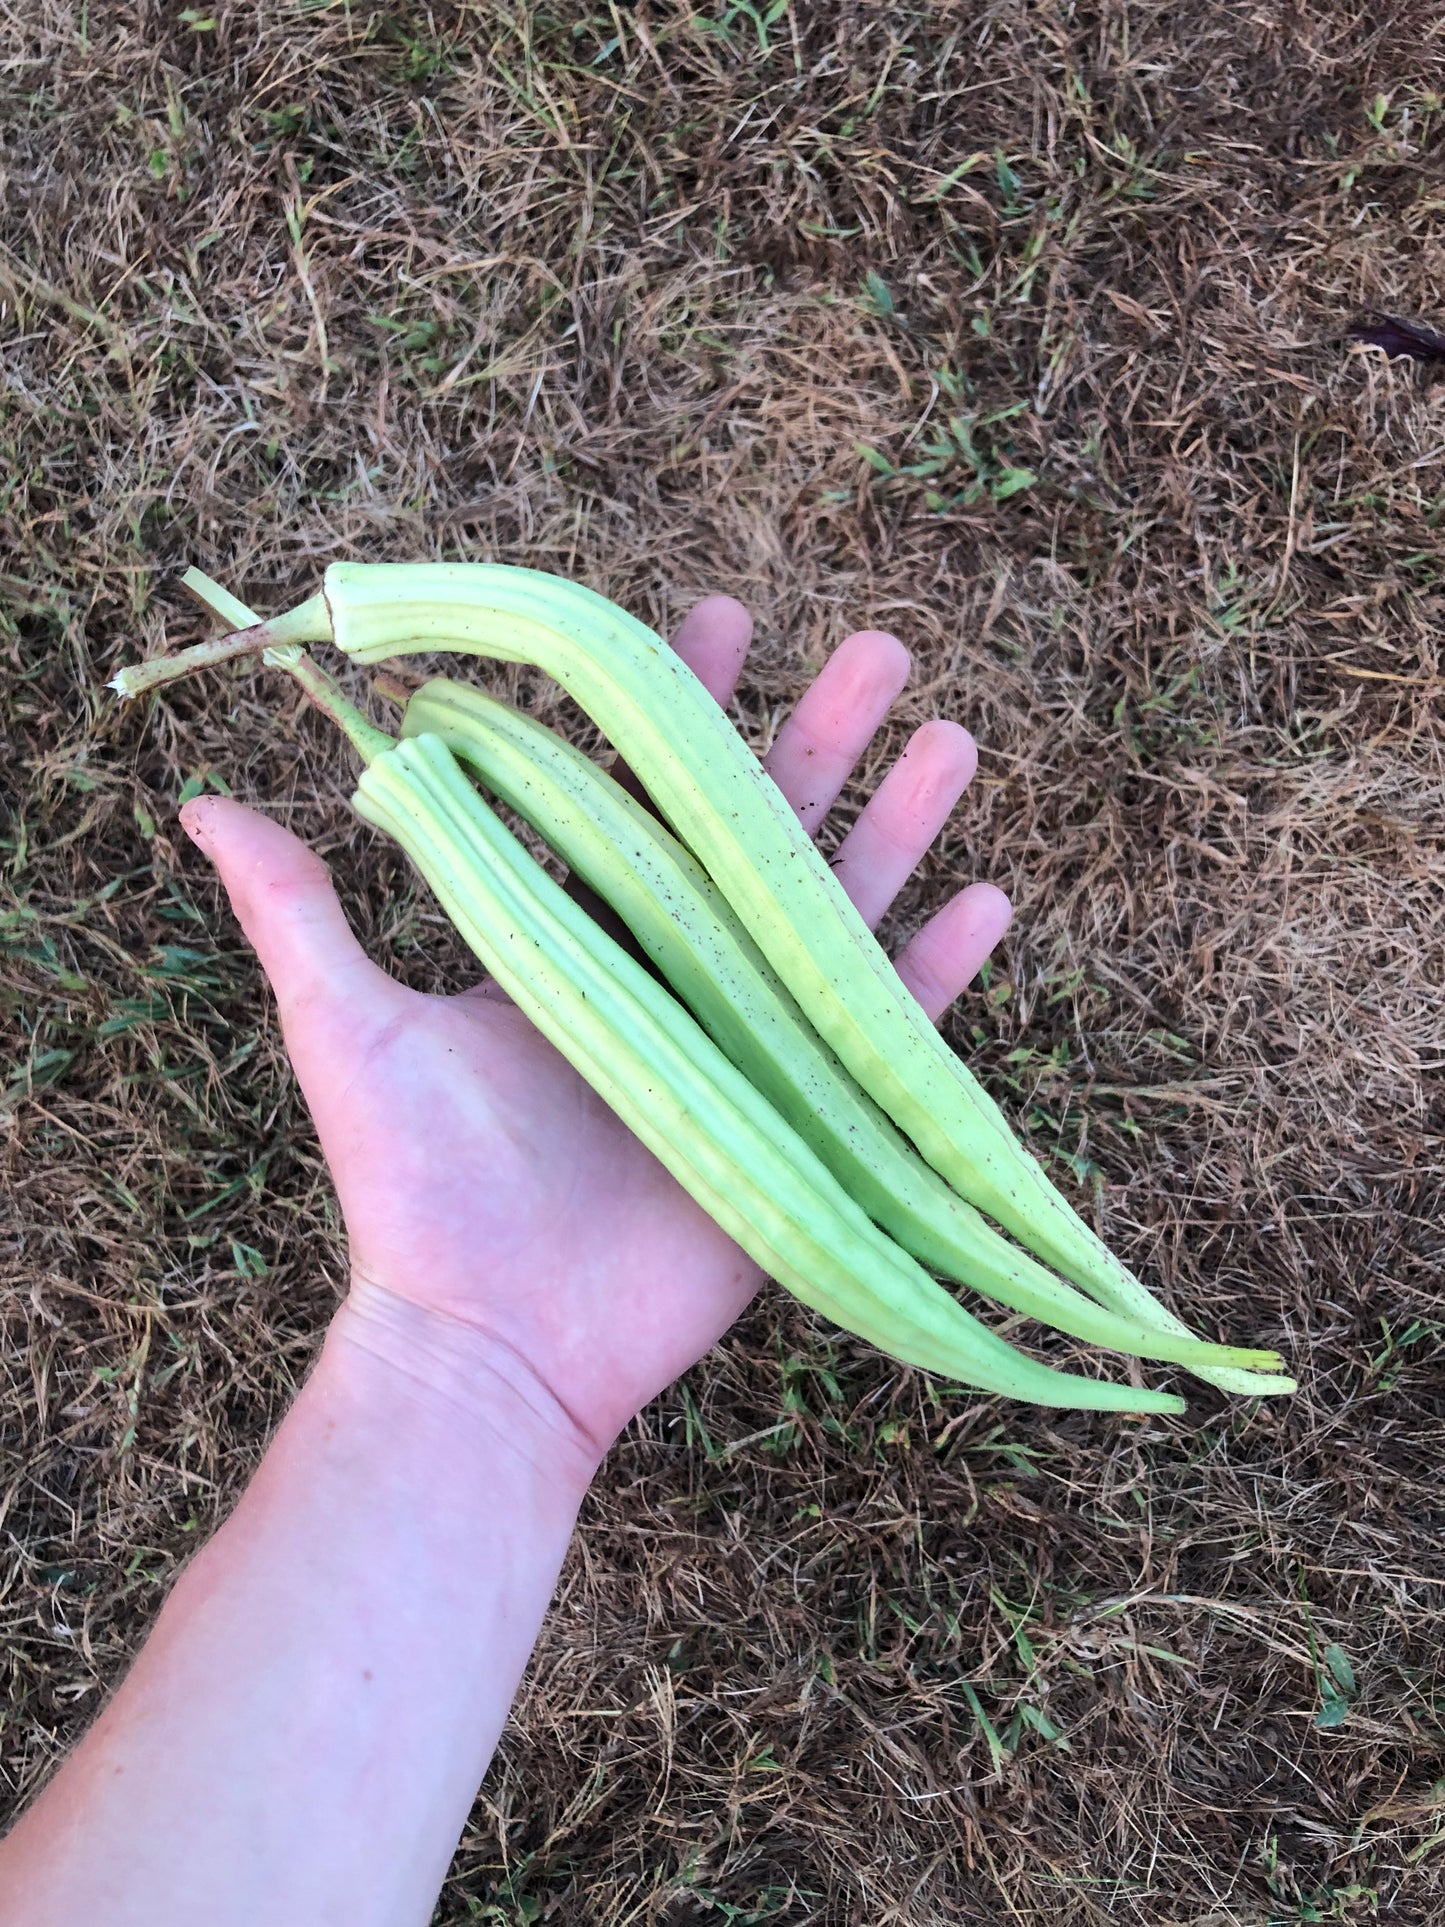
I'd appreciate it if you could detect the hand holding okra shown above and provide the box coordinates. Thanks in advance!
[177,592,1016,1467]
[117,561,1291,1444]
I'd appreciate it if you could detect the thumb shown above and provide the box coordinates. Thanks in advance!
[181,796,379,1021]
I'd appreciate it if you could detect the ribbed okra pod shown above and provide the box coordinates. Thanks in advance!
[349,726,1184,1413]
[168,563,1285,1398]
[403,676,1284,1386]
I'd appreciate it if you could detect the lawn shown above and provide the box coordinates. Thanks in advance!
[2,4,1443,1921]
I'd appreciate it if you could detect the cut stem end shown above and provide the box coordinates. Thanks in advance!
[109,625,273,699]
[109,589,332,700]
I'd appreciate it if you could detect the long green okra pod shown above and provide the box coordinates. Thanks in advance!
[403,676,1284,1385]
[113,565,1293,1401]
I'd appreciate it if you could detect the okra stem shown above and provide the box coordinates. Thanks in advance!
[112,567,390,767]
[262,645,392,766]
[109,587,327,699]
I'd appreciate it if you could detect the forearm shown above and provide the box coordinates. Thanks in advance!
[0,1285,595,1927]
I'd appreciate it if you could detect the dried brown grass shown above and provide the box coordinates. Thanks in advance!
[2,3,1444,1921]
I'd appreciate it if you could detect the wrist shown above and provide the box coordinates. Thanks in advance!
[323,1274,602,1506]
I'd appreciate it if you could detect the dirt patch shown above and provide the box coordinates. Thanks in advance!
[2,4,1443,1921]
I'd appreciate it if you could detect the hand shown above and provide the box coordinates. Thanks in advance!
[180,597,1011,1477]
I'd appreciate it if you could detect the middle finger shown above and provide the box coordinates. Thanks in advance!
[829,718,978,930]
[763,630,911,833]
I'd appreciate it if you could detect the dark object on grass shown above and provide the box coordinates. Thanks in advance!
[1348,314,1445,362]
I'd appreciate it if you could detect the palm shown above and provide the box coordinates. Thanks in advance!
[184,596,1011,1457]
[293,972,751,1448]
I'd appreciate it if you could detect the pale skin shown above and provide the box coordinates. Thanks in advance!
[0,597,1011,1926]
